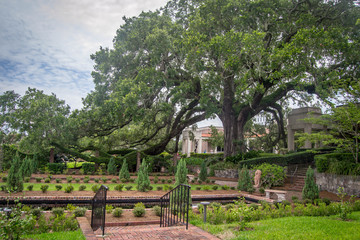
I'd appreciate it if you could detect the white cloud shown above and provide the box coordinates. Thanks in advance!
[0,0,168,110]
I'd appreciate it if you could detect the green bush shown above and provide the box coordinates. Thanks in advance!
[47,163,65,174]
[190,153,224,159]
[79,185,86,191]
[44,178,51,183]
[137,159,151,192]
[55,185,63,191]
[66,176,73,183]
[125,185,133,191]
[133,202,145,217]
[74,207,87,217]
[107,157,117,175]
[199,161,208,181]
[237,166,253,191]
[114,184,124,191]
[92,185,100,193]
[35,177,42,182]
[94,178,100,183]
[64,185,74,193]
[55,178,62,183]
[119,159,130,181]
[7,154,24,192]
[255,163,286,188]
[221,185,230,190]
[211,161,238,170]
[40,185,49,193]
[75,178,80,183]
[112,208,123,217]
[184,157,204,166]
[156,186,162,191]
[315,155,330,173]
[52,207,65,217]
[82,162,95,174]
[302,167,319,201]
[212,185,218,190]
[30,208,42,219]
[153,205,161,216]
[239,151,315,168]
[1,176,7,182]
[27,185,34,191]
[225,150,260,164]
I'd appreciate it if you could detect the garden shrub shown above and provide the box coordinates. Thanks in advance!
[94,178,100,183]
[107,157,117,175]
[196,186,201,190]
[0,185,7,192]
[55,178,61,183]
[1,176,7,182]
[79,185,86,191]
[27,185,33,191]
[199,161,208,181]
[237,166,253,191]
[137,159,151,192]
[125,185,133,191]
[47,163,65,174]
[184,157,204,166]
[40,185,49,193]
[255,163,286,188]
[203,185,211,191]
[119,159,130,181]
[112,208,123,217]
[7,154,23,192]
[30,208,42,219]
[161,179,166,184]
[64,185,74,193]
[106,205,114,213]
[92,185,100,192]
[167,179,172,183]
[74,207,87,217]
[156,186,162,191]
[52,207,65,217]
[55,185,63,191]
[66,176,73,183]
[133,202,145,217]
[114,184,124,191]
[190,153,224,159]
[111,178,117,183]
[221,185,230,190]
[302,167,319,201]
[82,162,95,174]
[101,177,108,183]
[163,184,170,191]
[35,177,42,182]
[20,157,33,178]
[75,178,80,183]
[225,150,260,164]
[211,161,238,170]
[153,205,161,216]
[44,178,51,183]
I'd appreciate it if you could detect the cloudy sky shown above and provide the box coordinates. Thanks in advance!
[0,0,170,110]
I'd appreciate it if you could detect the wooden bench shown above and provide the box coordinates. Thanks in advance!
[264,189,287,201]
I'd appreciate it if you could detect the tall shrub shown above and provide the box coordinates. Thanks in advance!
[119,159,130,180]
[302,166,319,200]
[21,157,33,177]
[137,159,151,192]
[175,158,188,186]
[7,154,24,192]
[199,161,208,181]
[107,157,117,175]
[237,166,253,191]
[31,154,38,173]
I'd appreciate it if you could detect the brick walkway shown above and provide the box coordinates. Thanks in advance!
[78,217,219,240]
[95,224,220,240]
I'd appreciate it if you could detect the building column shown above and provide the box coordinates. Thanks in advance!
[288,128,295,151]
[187,138,191,157]
[198,138,202,153]
[304,124,312,149]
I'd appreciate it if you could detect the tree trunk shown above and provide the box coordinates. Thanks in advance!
[173,134,180,167]
[49,148,54,163]
[136,151,141,171]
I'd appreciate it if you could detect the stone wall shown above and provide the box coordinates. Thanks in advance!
[187,165,238,178]
[315,172,360,197]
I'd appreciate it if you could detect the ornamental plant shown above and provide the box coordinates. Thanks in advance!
[302,166,319,201]
[175,158,188,186]
[137,159,151,192]
[199,161,208,182]
[119,159,130,181]
[107,157,117,175]
[7,154,24,192]
[237,166,253,192]
[256,163,286,188]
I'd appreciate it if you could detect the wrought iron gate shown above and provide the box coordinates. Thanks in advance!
[91,185,108,236]
[160,184,191,229]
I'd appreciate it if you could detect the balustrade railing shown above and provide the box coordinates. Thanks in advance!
[91,185,108,236]
[160,184,191,229]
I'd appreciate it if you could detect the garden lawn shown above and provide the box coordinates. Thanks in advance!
[22,183,213,191]
[191,211,360,240]
[22,230,85,240]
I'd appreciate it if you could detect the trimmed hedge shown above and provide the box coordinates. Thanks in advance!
[239,152,315,167]
[190,153,224,159]
[82,163,95,174]
[315,153,359,175]
[47,163,66,174]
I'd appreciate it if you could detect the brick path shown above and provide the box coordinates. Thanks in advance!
[78,217,219,240]
[95,224,220,240]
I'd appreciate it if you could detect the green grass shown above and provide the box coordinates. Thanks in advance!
[191,212,360,240]
[23,230,85,240]
[22,183,211,191]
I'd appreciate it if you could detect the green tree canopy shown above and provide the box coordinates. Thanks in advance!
[86,0,359,157]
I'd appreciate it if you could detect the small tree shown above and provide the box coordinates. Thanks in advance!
[137,159,151,192]
[119,159,130,181]
[302,166,319,201]
[237,166,253,192]
[31,154,38,173]
[175,158,188,186]
[107,157,117,175]
[199,161,207,182]
[21,157,33,177]
[7,154,24,192]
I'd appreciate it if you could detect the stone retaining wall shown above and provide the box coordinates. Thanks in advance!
[187,165,238,179]
[315,172,360,197]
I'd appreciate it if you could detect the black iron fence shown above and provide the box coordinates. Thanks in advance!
[160,184,191,229]
[91,185,108,236]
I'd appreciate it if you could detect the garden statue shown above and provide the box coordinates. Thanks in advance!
[254,170,262,188]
